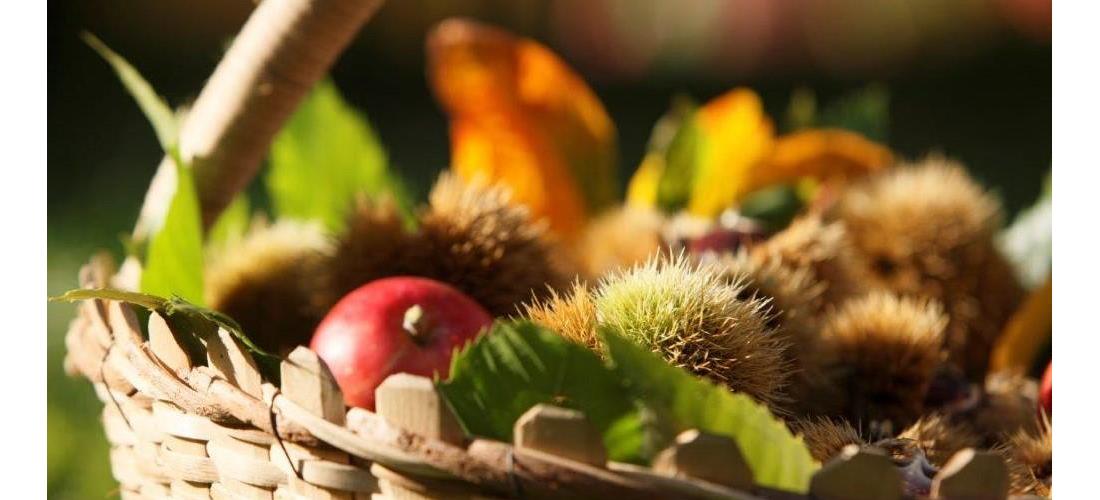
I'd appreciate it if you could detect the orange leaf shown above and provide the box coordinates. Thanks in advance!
[427,19,618,238]
[749,129,893,193]
[626,153,665,208]
[990,277,1052,375]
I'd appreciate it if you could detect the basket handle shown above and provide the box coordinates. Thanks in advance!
[133,0,386,240]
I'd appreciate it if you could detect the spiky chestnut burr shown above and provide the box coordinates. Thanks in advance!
[417,173,574,316]
[709,250,825,414]
[523,281,599,350]
[831,156,1024,381]
[574,205,666,279]
[326,175,574,317]
[897,413,982,466]
[790,417,866,463]
[801,292,947,435]
[1001,416,1051,496]
[751,215,871,311]
[710,250,824,353]
[593,254,791,408]
[205,219,332,355]
[967,372,1041,447]
[324,196,424,307]
[790,417,945,497]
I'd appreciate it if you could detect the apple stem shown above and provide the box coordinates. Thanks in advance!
[403,305,431,345]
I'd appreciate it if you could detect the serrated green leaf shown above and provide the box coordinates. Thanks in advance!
[267,79,410,233]
[436,321,646,462]
[601,328,818,493]
[141,152,205,305]
[51,288,281,381]
[82,32,178,150]
[207,193,250,250]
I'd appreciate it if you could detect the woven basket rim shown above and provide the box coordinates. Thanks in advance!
[64,254,815,500]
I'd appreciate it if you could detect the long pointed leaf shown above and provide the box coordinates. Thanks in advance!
[82,32,178,150]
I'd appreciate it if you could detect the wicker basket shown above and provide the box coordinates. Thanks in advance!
[61,0,1028,498]
[62,258,1026,500]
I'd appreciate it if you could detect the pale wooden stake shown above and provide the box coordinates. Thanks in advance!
[107,301,145,345]
[148,311,193,377]
[206,326,264,399]
[651,429,753,490]
[513,404,608,467]
[279,347,352,499]
[375,373,464,446]
[810,445,903,500]
[373,373,476,499]
[281,347,345,425]
[931,448,1010,500]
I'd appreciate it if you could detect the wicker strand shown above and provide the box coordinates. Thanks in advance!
[268,387,305,481]
[100,344,134,432]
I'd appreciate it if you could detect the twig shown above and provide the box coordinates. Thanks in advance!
[133,0,386,238]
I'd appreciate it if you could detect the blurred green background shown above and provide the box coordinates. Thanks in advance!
[48,0,1050,497]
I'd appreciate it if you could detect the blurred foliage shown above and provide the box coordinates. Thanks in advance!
[268,79,411,234]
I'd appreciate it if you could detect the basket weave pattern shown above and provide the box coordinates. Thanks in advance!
[63,258,1026,500]
[64,258,782,499]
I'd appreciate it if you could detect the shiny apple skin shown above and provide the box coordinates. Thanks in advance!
[310,276,493,410]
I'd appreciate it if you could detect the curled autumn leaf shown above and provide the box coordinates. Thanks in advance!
[627,89,892,219]
[990,277,1052,375]
[427,19,619,238]
[688,88,776,217]
[749,128,893,193]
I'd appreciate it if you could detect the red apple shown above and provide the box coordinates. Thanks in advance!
[310,276,493,410]
[1039,361,1052,417]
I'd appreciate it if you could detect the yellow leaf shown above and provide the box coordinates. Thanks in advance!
[427,19,618,238]
[687,89,775,217]
[626,153,665,207]
[990,277,1052,374]
[750,128,893,192]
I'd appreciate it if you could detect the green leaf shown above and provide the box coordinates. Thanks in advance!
[739,184,804,233]
[998,171,1052,289]
[267,79,409,233]
[601,328,818,493]
[82,32,178,150]
[207,193,250,250]
[51,288,167,311]
[816,84,890,143]
[436,321,646,461]
[141,152,205,305]
[51,288,281,381]
[655,105,702,213]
